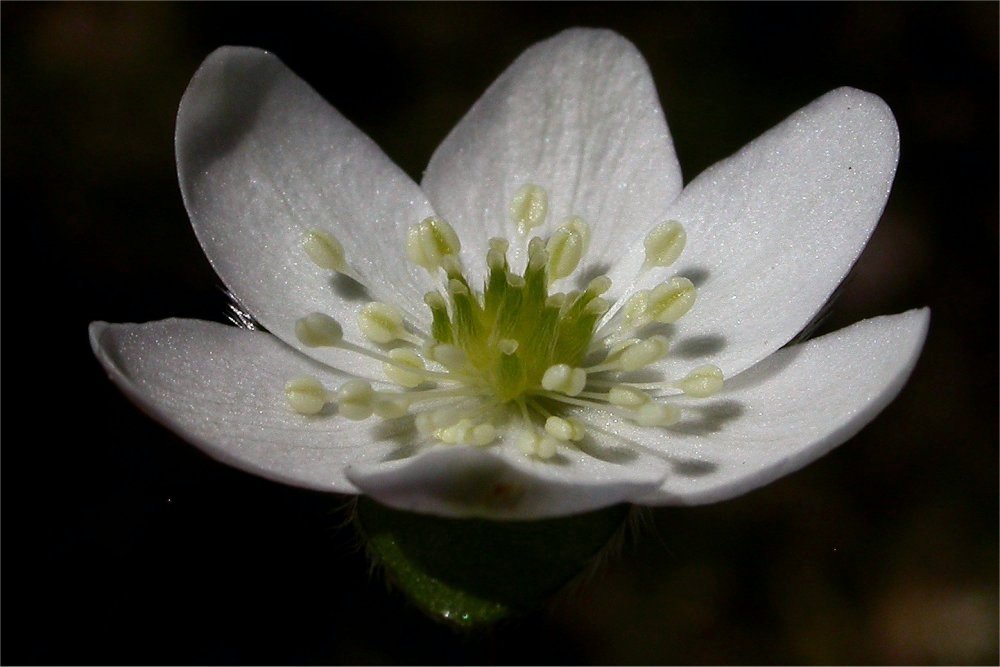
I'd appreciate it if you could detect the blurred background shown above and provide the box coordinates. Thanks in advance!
[3,3,997,664]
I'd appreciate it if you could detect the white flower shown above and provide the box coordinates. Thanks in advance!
[90,29,928,520]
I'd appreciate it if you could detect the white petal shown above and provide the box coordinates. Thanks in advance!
[591,309,928,505]
[608,88,900,379]
[90,319,413,493]
[422,28,683,283]
[347,440,666,520]
[176,47,435,377]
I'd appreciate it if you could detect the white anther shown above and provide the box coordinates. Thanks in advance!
[541,364,587,396]
[284,376,329,415]
[643,221,687,269]
[295,312,344,348]
[619,335,670,372]
[303,230,348,273]
[358,302,406,344]
[499,339,519,355]
[429,343,467,370]
[509,184,548,233]
[336,380,375,420]
[646,277,696,324]
[373,395,411,419]
[634,402,681,427]
[406,216,461,271]
[677,364,725,397]
[383,348,426,388]
[546,217,590,281]
[608,384,652,408]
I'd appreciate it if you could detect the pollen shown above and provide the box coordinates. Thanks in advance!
[286,185,724,461]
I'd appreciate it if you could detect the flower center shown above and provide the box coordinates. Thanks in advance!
[284,184,723,459]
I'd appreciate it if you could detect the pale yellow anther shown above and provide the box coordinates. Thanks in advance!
[634,402,681,427]
[470,423,498,446]
[541,364,587,396]
[336,379,374,420]
[440,418,474,444]
[295,313,344,348]
[429,343,467,370]
[499,339,519,355]
[509,184,548,233]
[406,216,461,271]
[619,335,670,372]
[608,384,652,408]
[384,348,426,388]
[515,431,540,456]
[646,277,696,324]
[677,364,725,397]
[643,221,687,269]
[621,290,651,328]
[358,302,406,344]
[303,230,348,273]
[546,217,590,281]
[545,416,576,441]
[284,376,329,415]
[537,436,559,459]
[373,395,411,419]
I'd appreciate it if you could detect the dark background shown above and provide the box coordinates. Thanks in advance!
[3,3,997,664]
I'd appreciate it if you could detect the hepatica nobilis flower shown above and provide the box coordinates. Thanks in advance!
[91,29,928,520]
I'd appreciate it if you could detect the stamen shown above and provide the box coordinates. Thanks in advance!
[383,348,427,388]
[406,216,461,272]
[336,379,375,420]
[303,230,349,274]
[373,395,411,419]
[509,184,548,234]
[544,416,585,442]
[618,335,670,372]
[643,221,687,270]
[358,302,410,345]
[285,376,330,415]
[676,364,725,397]
[285,185,713,463]
[295,312,344,348]
[646,277,696,324]
[633,402,681,427]
[546,217,590,282]
[608,384,652,408]
[541,364,587,396]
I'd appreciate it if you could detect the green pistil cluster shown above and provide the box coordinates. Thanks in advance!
[425,236,609,403]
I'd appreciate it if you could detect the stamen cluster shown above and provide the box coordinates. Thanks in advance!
[284,184,723,460]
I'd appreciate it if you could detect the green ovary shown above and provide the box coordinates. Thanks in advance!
[428,241,606,403]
